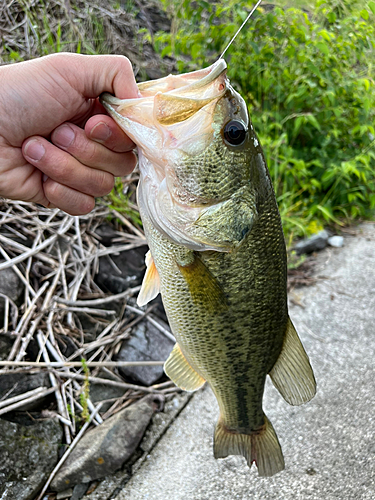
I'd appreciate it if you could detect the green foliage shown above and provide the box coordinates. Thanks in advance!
[153,0,375,240]
[107,178,143,228]
[80,358,90,422]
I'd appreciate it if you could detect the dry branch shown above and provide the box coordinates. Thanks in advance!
[0,386,56,416]
[0,361,165,367]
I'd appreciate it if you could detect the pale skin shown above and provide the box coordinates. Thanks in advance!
[0,53,139,215]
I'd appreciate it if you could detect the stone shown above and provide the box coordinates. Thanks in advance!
[56,334,79,359]
[0,417,62,500]
[79,394,191,500]
[0,371,51,411]
[71,483,89,500]
[89,370,128,413]
[117,320,174,386]
[294,229,330,255]
[94,223,120,246]
[0,332,13,360]
[328,235,344,248]
[56,489,73,499]
[0,267,23,306]
[95,246,148,295]
[51,397,157,492]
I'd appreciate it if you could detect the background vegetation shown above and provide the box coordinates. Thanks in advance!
[152,0,375,241]
[1,0,375,243]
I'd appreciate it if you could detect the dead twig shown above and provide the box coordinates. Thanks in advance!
[0,386,55,416]
[58,371,164,394]
[0,360,165,368]
[54,285,141,307]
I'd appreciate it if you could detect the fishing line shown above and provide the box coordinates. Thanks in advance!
[219,0,263,60]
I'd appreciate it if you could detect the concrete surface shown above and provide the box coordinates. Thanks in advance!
[115,223,375,500]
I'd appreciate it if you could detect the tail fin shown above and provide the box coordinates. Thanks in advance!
[213,415,284,477]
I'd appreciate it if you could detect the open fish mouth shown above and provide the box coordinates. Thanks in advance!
[100,59,250,251]
[100,58,227,157]
[101,58,227,111]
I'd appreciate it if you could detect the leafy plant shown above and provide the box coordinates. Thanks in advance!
[80,358,90,422]
[107,178,143,228]
[152,0,375,240]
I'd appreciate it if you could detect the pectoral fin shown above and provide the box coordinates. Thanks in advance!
[269,317,316,406]
[177,253,228,312]
[137,251,160,307]
[164,343,206,392]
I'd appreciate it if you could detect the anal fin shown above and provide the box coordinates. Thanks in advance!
[137,250,160,307]
[214,414,284,477]
[269,317,316,406]
[164,343,205,392]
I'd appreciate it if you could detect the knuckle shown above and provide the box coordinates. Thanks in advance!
[44,179,62,202]
[74,131,109,166]
[45,180,95,216]
[97,172,114,195]
[50,154,72,182]
[117,55,132,71]
[78,137,97,163]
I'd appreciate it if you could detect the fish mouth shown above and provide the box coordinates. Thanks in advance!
[100,58,228,176]
[99,59,227,144]
[101,58,227,107]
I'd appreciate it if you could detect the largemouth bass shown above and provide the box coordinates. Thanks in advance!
[100,59,316,477]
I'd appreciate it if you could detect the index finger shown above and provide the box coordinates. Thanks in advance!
[85,114,136,153]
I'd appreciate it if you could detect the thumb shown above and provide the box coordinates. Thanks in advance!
[48,53,139,100]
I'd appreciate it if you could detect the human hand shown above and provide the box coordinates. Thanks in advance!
[0,53,139,215]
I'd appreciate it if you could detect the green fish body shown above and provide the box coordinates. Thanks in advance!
[101,59,316,476]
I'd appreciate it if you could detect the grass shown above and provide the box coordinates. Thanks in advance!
[276,0,316,7]
[151,0,375,240]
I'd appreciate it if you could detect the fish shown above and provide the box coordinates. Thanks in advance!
[100,58,316,477]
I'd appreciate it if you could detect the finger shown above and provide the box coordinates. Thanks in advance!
[85,114,136,153]
[50,123,137,175]
[43,178,95,216]
[22,137,115,197]
[48,53,140,99]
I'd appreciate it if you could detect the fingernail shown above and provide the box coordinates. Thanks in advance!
[53,124,75,147]
[43,174,49,182]
[90,122,111,142]
[24,140,45,161]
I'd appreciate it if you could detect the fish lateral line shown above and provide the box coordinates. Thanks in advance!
[219,0,263,60]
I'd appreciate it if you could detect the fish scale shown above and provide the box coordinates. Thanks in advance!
[100,58,316,477]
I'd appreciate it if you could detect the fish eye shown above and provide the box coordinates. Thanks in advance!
[223,120,247,146]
